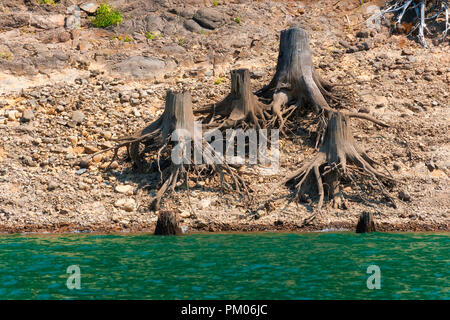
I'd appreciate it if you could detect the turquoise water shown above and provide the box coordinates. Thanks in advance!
[0,232,448,300]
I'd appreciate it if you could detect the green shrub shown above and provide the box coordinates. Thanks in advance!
[213,0,219,6]
[145,32,155,40]
[178,37,185,46]
[214,77,223,85]
[234,16,241,24]
[37,0,57,5]
[92,3,123,28]
[0,52,12,60]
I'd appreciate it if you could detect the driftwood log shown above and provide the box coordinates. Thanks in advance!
[154,211,182,235]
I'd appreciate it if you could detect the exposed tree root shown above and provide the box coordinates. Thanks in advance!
[370,0,450,47]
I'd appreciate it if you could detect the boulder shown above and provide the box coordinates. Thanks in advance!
[193,8,226,30]
[112,56,170,80]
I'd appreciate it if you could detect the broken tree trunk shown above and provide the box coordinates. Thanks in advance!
[154,210,182,235]
[283,112,396,210]
[356,211,376,233]
[196,69,270,130]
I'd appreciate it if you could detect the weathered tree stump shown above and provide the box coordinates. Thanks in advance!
[283,112,396,209]
[154,210,182,235]
[356,211,376,233]
[94,90,250,211]
[256,27,335,117]
[197,69,269,129]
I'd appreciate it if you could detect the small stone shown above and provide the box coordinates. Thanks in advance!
[47,181,58,191]
[78,159,90,168]
[398,190,411,202]
[79,2,99,14]
[7,111,17,121]
[68,136,78,145]
[374,95,388,108]
[356,31,369,38]
[78,182,90,191]
[109,161,119,169]
[115,185,134,195]
[71,111,85,124]
[92,154,103,163]
[393,162,402,171]
[84,144,98,154]
[114,198,136,212]
[20,109,34,122]
[180,210,191,218]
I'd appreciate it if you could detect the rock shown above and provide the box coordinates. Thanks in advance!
[109,161,119,169]
[399,190,411,202]
[374,95,388,108]
[31,15,65,30]
[84,144,98,154]
[77,40,93,52]
[47,181,58,191]
[66,15,81,30]
[193,8,226,30]
[7,110,18,121]
[114,198,136,212]
[115,185,134,195]
[356,31,369,38]
[71,111,85,124]
[78,159,90,168]
[80,2,99,14]
[112,56,170,80]
[184,19,203,33]
[78,182,89,191]
[179,210,191,218]
[20,109,34,122]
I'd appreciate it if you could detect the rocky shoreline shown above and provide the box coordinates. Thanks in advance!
[0,0,448,234]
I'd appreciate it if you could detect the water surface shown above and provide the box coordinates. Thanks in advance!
[0,232,448,299]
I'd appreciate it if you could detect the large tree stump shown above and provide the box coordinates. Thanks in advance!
[356,211,376,233]
[283,112,396,209]
[93,90,250,211]
[154,211,182,235]
[256,27,335,117]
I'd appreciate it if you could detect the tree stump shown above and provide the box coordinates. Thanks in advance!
[283,112,396,209]
[154,211,182,235]
[94,90,250,211]
[356,211,376,233]
[196,68,268,129]
[256,27,335,116]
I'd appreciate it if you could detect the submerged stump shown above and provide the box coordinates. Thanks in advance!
[356,211,376,233]
[154,211,182,235]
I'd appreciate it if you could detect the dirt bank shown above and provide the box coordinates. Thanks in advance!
[0,0,448,234]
